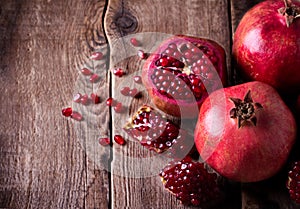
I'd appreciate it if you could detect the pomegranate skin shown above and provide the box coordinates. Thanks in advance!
[142,35,227,118]
[194,81,297,182]
[233,0,300,94]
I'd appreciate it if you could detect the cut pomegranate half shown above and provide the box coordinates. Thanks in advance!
[142,35,227,118]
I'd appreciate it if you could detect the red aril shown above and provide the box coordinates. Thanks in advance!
[113,68,125,77]
[120,87,130,96]
[106,97,117,107]
[99,137,110,146]
[62,107,73,117]
[133,76,142,84]
[81,68,92,76]
[233,0,300,94]
[90,93,101,104]
[73,93,82,103]
[194,81,297,182]
[71,111,83,121]
[114,135,126,145]
[89,74,99,83]
[90,52,103,60]
[130,37,140,47]
[113,102,123,113]
[80,94,89,105]
[142,35,227,118]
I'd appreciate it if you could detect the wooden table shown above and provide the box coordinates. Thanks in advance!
[1,0,299,208]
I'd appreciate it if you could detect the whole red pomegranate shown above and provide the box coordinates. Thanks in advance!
[233,0,300,94]
[194,81,297,182]
[142,35,227,118]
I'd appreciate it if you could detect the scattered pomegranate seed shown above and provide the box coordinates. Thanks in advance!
[99,137,110,146]
[80,94,89,105]
[71,111,83,121]
[130,38,140,47]
[90,52,103,60]
[114,102,123,113]
[114,135,126,145]
[120,86,131,96]
[90,74,100,83]
[112,68,125,77]
[62,107,73,117]
[73,93,82,103]
[128,88,138,97]
[90,93,101,104]
[133,76,142,84]
[106,97,117,107]
[137,50,147,59]
[81,68,92,76]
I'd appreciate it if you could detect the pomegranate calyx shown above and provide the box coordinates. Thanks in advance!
[229,90,263,129]
[278,0,300,27]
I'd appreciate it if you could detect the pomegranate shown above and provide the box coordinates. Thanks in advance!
[159,157,220,206]
[194,81,297,182]
[142,35,227,118]
[123,105,194,156]
[232,0,300,94]
[287,161,300,203]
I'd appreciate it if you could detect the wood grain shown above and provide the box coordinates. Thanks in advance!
[104,0,239,208]
[0,0,110,208]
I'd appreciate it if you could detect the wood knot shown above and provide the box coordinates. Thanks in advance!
[111,11,137,35]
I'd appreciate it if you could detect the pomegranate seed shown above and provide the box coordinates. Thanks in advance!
[130,38,140,47]
[120,86,131,96]
[114,102,123,113]
[90,93,101,104]
[113,68,125,77]
[106,97,117,107]
[71,111,83,121]
[114,135,126,145]
[128,88,138,97]
[80,94,89,105]
[81,68,92,76]
[73,93,82,103]
[90,52,103,60]
[137,50,147,59]
[133,75,142,84]
[90,74,100,83]
[62,107,73,117]
[99,137,110,146]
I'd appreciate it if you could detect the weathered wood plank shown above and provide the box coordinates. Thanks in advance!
[0,0,110,208]
[104,0,238,208]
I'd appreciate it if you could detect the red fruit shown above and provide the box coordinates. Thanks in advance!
[133,75,142,84]
[90,93,101,104]
[142,35,227,118]
[81,68,92,76]
[114,135,126,145]
[71,111,83,121]
[80,94,89,105]
[90,52,103,60]
[128,88,138,97]
[106,97,116,107]
[120,86,131,96]
[62,107,73,117]
[194,81,297,182]
[130,37,140,47]
[137,50,147,59]
[287,161,300,203]
[159,157,220,206]
[123,105,193,155]
[114,102,123,113]
[89,74,100,83]
[99,137,110,146]
[73,93,82,103]
[233,0,300,94]
[113,68,125,77]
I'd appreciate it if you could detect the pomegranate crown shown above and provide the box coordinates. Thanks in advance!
[229,90,263,129]
[278,0,300,27]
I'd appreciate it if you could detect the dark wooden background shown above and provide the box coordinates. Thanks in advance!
[1,0,299,208]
